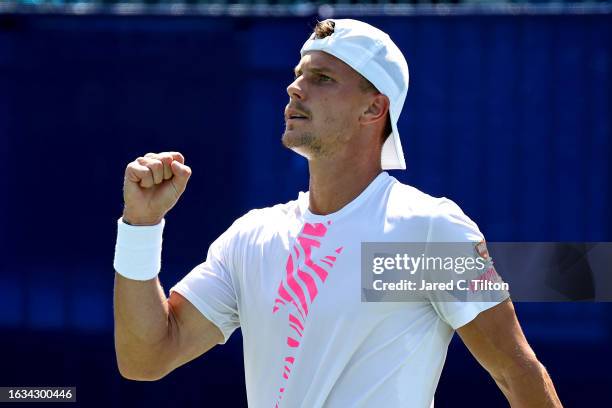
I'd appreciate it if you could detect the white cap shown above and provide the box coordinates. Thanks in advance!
[300,19,409,170]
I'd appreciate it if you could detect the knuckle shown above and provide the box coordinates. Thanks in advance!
[138,168,151,177]
[148,160,162,170]
[126,162,141,174]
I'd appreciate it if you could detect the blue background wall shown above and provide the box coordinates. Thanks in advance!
[0,11,610,407]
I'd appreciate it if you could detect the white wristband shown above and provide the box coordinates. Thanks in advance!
[113,217,165,281]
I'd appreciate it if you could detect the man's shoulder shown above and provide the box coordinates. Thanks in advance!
[388,181,481,237]
[388,180,462,217]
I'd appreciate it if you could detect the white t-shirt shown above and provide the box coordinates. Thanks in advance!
[170,172,508,408]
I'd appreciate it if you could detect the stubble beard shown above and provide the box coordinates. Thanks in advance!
[281,129,323,158]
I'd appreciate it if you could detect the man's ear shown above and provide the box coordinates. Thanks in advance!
[361,94,390,126]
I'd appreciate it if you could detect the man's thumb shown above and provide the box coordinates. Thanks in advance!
[170,161,192,192]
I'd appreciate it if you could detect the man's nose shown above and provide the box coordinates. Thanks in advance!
[287,77,305,100]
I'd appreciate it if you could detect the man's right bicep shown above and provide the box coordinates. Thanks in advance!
[163,291,224,374]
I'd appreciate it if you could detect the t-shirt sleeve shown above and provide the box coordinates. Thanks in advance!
[170,223,242,344]
[425,198,510,330]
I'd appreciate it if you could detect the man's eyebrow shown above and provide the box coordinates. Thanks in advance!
[293,66,336,76]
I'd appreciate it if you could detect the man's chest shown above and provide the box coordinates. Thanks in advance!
[235,219,425,336]
[239,220,358,318]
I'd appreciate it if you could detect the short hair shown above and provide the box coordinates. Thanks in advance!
[313,19,335,39]
[312,20,393,144]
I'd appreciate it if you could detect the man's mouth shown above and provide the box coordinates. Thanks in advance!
[285,108,310,121]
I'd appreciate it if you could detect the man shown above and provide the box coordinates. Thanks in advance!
[114,19,562,407]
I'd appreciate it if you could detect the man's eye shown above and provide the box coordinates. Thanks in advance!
[318,75,332,82]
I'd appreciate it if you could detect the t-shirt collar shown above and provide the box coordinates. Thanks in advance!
[297,171,391,223]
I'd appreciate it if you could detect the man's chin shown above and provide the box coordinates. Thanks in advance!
[281,131,319,158]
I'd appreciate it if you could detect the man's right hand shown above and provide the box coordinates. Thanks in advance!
[122,151,192,226]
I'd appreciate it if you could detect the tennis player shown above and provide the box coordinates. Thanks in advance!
[113,19,562,407]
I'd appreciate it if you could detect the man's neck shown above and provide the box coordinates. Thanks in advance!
[307,159,382,216]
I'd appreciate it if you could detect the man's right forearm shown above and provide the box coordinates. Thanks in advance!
[113,272,173,380]
[114,151,192,380]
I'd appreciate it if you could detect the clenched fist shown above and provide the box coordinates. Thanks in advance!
[122,152,192,225]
